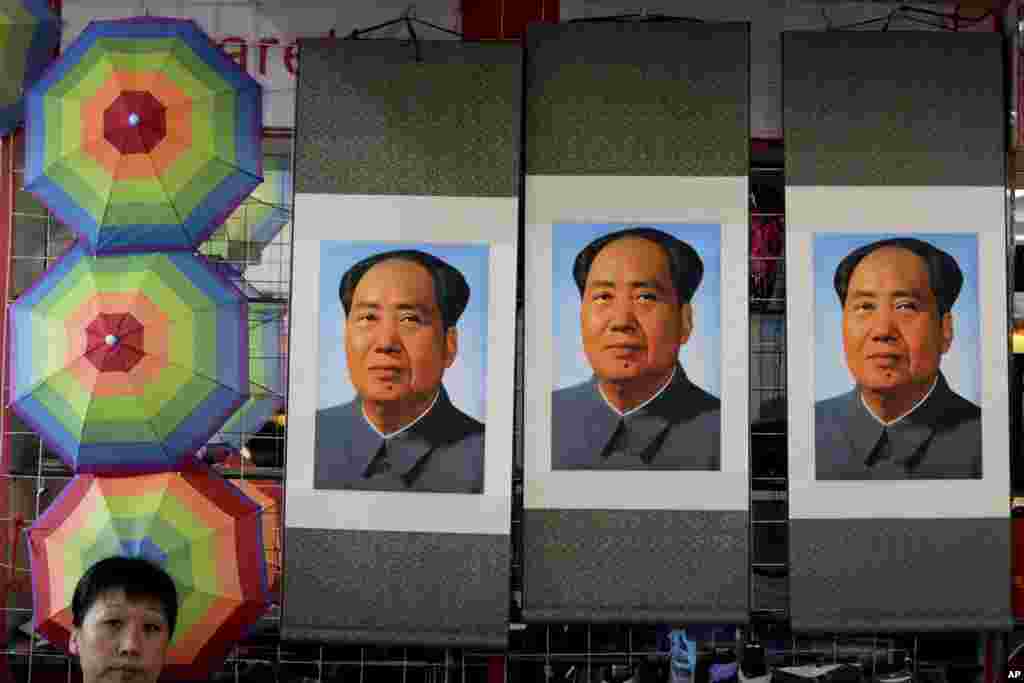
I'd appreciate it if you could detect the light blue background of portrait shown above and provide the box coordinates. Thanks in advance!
[552,222,722,397]
[814,233,980,404]
[318,241,489,420]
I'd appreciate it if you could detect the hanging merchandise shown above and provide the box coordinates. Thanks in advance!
[0,0,60,136]
[205,300,286,455]
[208,257,263,298]
[8,243,249,473]
[26,464,271,680]
[774,664,864,683]
[739,643,771,683]
[232,479,282,601]
[25,16,262,253]
[201,153,292,265]
[711,648,740,683]
[750,214,784,300]
[670,629,697,683]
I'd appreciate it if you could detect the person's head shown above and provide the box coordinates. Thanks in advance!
[70,556,178,683]
[834,237,961,403]
[339,250,469,411]
[573,227,703,391]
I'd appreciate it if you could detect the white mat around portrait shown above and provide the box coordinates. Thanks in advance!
[524,175,750,512]
[285,193,516,535]
[786,185,1009,520]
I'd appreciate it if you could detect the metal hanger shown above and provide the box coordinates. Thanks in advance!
[346,6,462,63]
[567,9,705,24]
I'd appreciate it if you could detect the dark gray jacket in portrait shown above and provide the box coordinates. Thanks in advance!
[815,372,981,480]
[551,365,720,470]
[314,387,485,493]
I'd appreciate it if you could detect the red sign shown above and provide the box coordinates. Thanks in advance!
[215,31,334,79]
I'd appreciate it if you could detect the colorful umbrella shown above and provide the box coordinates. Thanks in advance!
[24,16,262,254]
[0,0,60,136]
[206,300,286,453]
[201,153,291,265]
[8,242,249,473]
[26,465,270,680]
[207,257,262,299]
[231,479,281,601]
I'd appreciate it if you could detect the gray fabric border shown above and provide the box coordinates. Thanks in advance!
[783,31,1005,187]
[790,518,1012,631]
[294,39,520,197]
[522,510,748,623]
[281,528,509,648]
[525,21,749,177]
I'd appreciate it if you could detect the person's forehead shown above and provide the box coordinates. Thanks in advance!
[850,246,931,287]
[354,258,437,302]
[588,237,672,279]
[89,588,167,620]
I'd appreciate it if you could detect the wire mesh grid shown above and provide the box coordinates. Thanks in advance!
[748,160,788,622]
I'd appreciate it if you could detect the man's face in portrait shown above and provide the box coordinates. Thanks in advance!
[581,237,692,389]
[69,588,170,683]
[345,258,457,409]
[842,246,953,401]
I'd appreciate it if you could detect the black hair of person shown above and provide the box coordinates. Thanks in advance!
[339,250,470,331]
[833,237,963,316]
[71,556,179,636]
[572,227,704,304]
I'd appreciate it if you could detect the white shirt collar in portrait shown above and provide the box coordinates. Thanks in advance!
[860,376,938,427]
[599,366,677,418]
[362,389,441,439]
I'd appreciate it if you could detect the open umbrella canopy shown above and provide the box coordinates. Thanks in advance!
[0,0,59,136]
[8,242,249,473]
[25,16,262,253]
[27,465,270,680]
[232,479,281,601]
[201,153,291,265]
[207,257,262,299]
[207,300,286,453]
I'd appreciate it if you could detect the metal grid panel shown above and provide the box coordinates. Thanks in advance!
[749,157,788,623]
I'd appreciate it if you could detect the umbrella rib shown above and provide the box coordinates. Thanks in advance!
[63,53,130,219]
[79,338,111,359]
[97,128,185,249]
[142,353,249,398]
[241,379,284,399]
[163,38,263,240]
[112,311,144,337]
[36,131,119,208]
[242,196,291,211]
[80,371,168,447]
[112,319,136,338]
[12,360,104,445]
[137,143,189,245]
[8,349,102,404]
[214,394,282,447]
[95,172,122,242]
[115,369,187,466]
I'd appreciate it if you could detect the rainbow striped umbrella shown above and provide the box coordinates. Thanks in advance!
[24,17,262,254]
[207,257,262,299]
[26,465,270,680]
[207,301,286,453]
[201,153,291,264]
[8,242,249,473]
[232,479,281,601]
[0,0,60,136]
